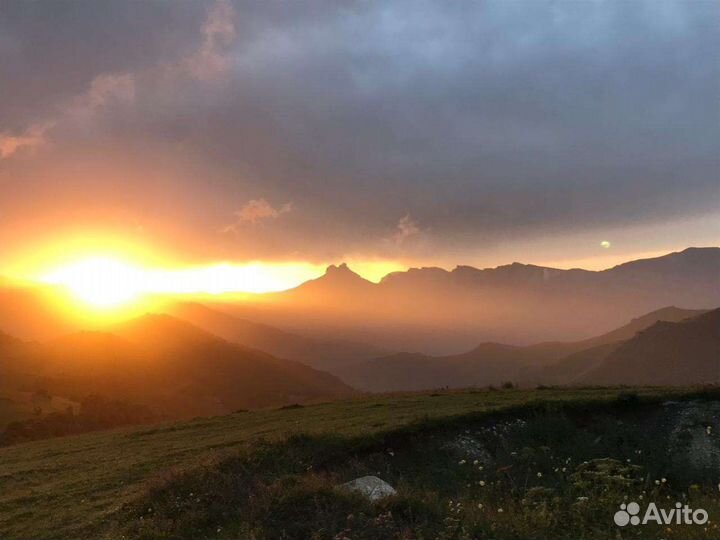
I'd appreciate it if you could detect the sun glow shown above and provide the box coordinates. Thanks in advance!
[38,256,329,310]
[41,256,143,308]
[8,234,408,314]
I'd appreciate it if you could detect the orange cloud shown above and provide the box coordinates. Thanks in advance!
[389,214,420,245]
[81,73,136,111]
[0,123,52,160]
[186,0,237,81]
[222,198,293,231]
[2,1,230,159]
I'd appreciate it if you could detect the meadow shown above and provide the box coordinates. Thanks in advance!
[2,386,720,539]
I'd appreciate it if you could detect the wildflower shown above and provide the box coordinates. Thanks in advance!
[661,478,667,484]
[537,472,542,478]
[478,465,484,471]
[498,508,504,513]
[459,460,466,465]
[479,480,486,487]
[707,426,712,435]
[561,467,566,473]
[477,503,483,509]
[577,497,588,501]
[473,460,479,465]
[655,480,661,485]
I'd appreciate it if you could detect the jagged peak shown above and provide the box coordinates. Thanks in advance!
[322,263,368,281]
[325,262,354,275]
[292,262,374,290]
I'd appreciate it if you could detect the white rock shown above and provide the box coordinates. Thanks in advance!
[340,476,397,501]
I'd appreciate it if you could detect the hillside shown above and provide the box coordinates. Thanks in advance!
[168,302,388,372]
[339,306,707,391]
[0,315,355,420]
[581,308,720,385]
[0,386,718,540]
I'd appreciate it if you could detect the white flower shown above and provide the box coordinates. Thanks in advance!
[498,508,504,513]
[707,426,713,435]
[458,460,466,465]
[473,460,479,465]
[655,480,660,485]
[661,478,667,484]
[537,472,543,478]
[477,503,483,509]
[577,497,588,501]
[479,480,486,487]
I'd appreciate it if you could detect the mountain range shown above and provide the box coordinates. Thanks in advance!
[1,246,719,429]
[336,306,711,391]
[211,247,720,353]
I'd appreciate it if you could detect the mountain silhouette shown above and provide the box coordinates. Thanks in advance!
[282,263,375,303]
[339,306,709,391]
[213,247,720,352]
[168,302,388,372]
[579,308,720,386]
[0,315,355,418]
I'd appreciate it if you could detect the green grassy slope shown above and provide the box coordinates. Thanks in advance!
[0,386,715,539]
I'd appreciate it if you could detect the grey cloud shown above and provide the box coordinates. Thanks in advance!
[0,0,717,261]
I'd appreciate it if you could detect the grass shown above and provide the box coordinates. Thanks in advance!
[1,386,719,539]
[0,389,78,427]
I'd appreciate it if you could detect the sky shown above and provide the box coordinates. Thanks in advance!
[1,0,718,279]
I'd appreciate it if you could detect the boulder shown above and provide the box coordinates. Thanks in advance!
[340,475,396,501]
[665,401,720,473]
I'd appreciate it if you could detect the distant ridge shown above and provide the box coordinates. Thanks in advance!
[168,302,388,371]
[338,306,710,391]
[580,308,720,386]
[241,246,720,350]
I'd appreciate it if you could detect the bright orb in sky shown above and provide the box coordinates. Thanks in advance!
[600,240,611,249]
[32,246,407,312]
[41,256,143,308]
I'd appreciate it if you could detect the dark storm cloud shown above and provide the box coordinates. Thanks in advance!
[0,0,718,261]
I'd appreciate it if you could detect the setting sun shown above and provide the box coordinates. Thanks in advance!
[40,257,144,308]
[16,234,408,313]
[37,256,329,310]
